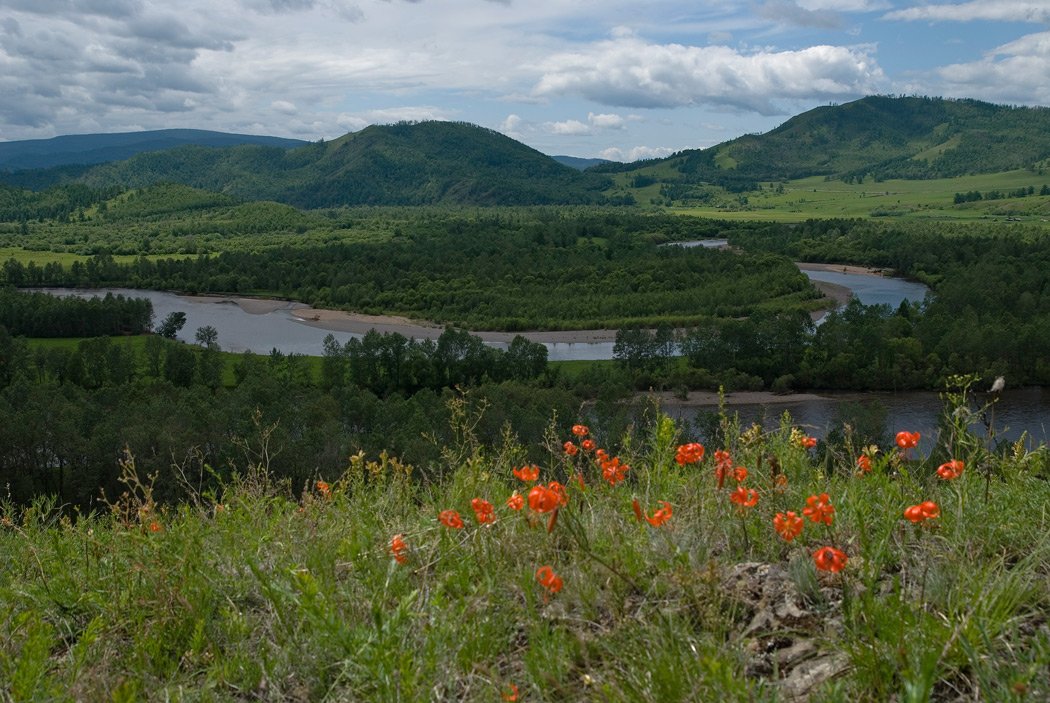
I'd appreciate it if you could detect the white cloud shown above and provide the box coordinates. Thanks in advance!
[934,31,1050,104]
[499,113,522,135]
[599,145,677,162]
[884,2,1050,23]
[588,112,626,129]
[797,0,888,11]
[271,99,298,114]
[545,118,590,135]
[533,34,885,114]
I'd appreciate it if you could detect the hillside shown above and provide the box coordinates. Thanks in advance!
[604,96,1050,190]
[0,129,307,172]
[71,122,610,207]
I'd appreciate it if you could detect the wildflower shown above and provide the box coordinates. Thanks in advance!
[714,450,733,488]
[813,546,848,573]
[937,459,965,480]
[774,473,789,492]
[600,456,630,486]
[675,442,705,466]
[390,534,409,564]
[856,455,872,474]
[471,498,496,524]
[733,466,749,483]
[527,485,560,513]
[535,565,564,594]
[729,486,759,509]
[582,439,596,452]
[802,436,818,449]
[904,501,940,524]
[316,480,331,497]
[572,424,589,437]
[563,441,579,457]
[148,520,163,533]
[572,473,586,490]
[506,492,524,511]
[633,499,673,527]
[595,448,608,462]
[895,431,921,450]
[802,493,835,525]
[502,683,519,702]
[773,511,804,542]
[512,464,540,482]
[438,509,464,529]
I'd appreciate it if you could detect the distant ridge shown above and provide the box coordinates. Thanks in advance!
[0,129,308,171]
[596,96,1050,188]
[551,155,613,171]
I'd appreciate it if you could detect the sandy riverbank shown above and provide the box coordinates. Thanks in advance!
[796,262,889,277]
[643,389,831,408]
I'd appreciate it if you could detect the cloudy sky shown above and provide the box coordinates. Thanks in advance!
[1,0,1048,159]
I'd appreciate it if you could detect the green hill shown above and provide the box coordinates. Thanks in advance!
[604,96,1050,189]
[76,122,610,207]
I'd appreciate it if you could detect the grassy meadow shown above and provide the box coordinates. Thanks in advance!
[2,384,1048,701]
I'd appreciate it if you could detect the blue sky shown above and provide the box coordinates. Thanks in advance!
[1,0,1048,160]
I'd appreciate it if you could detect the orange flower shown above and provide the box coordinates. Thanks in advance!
[316,480,331,497]
[548,481,569,506]
[714,450,733,489]
[571,424,589,437]
[148,520,163,533]
[501,683,519,702]
[802,436,818,449]
[438,509,463,529]
[937,459,964,480]
[633,499,673,527]
[527,485,560,513]
[856,455,872,474]
[535,565,563,594]
[572,472,586,490]
[563,441,579,456]
[733,466,749,483]
[895,431,921,450]
[506,492,524,511]
[813,546,848,573]
[581,439,596,452]
[802,493,835,525]
[600,456,630,486]
[904,500,940,524]
[512,464,540,482]
[390,534,409,564]
[729,486,759,508]
[471,498,496,524]
[675,442,705,466]
[773,511,804,542]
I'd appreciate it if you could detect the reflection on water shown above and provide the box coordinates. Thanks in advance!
[668,388,1050,455]
[800,269,929,308]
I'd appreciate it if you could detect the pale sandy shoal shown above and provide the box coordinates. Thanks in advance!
[796,262,889,277]
[643,390,830,408]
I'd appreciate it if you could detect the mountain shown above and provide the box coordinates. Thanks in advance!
[551,155,613,170]
[0,129,307,171]
[71,121,610,207]
[603,96,1050,188]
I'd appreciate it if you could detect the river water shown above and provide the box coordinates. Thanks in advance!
[666,387,1050,455]
[25,275,1050,447]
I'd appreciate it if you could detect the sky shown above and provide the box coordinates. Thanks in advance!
[1,0,1049,160]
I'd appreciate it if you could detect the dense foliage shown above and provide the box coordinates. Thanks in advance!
[2,213,824,330]
[0,287,153,338]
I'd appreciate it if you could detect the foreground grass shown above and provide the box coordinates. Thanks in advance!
[2,393,1049,701]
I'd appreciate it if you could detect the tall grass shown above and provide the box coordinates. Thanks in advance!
[1,392,1048,701]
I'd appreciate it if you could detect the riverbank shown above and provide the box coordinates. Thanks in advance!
[643,389,832,408]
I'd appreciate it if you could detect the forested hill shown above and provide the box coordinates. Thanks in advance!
[598,96,1050,188]
[0,129,307,172]
[64,122,610,207]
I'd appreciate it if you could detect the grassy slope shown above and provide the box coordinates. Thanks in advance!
[668,171,1050,223]
[2,394,1048,701]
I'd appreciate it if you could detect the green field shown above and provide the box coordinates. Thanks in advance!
[667,170,1050,223]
